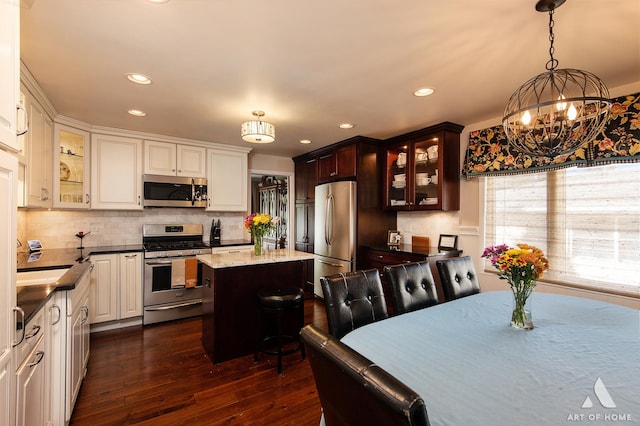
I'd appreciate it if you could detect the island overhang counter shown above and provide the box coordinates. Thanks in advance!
[197,249,315,363]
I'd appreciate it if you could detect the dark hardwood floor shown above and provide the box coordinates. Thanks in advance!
[71,298,328,426]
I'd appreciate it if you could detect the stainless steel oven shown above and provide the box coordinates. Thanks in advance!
[142,224,211,325]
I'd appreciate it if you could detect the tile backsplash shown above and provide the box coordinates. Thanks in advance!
[18,209,248,250]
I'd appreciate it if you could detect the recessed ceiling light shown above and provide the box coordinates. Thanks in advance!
[147,0,170,3]
[300,139,312,144]
[125,73,152,85]
[414,87,435,97]
[339,123,354,129]
[128,109,146,117]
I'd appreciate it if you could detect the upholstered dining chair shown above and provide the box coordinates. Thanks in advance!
[383,261,439,315]
[301,324,431,426]
[320,269,388,339]
[435,256,481,301]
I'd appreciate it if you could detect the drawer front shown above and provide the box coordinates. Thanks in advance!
[15,306,45,368]
[365,249,424,267]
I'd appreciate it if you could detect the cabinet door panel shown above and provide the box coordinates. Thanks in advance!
[0,0,19,151]
[177,145,206,177]
[89,255,118,323]
[207,149,248,211]
[144,140,176,176]
[91,134,143,210]
[54,124,90,209]
[16,338,45,426]
[0,150,17,426]
[119,253,142,319]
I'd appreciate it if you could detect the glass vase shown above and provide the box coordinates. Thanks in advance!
[511,289,534,330]
[254,234,263,256]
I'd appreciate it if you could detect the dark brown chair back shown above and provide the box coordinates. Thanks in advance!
[301,324,430,426]
[320,269,388,339]
[384,261,439,314]
[435,256,481,301]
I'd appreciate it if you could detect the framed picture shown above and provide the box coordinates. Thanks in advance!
[387,230,401,247]
[438,234,458,251]
[27,239,43,252]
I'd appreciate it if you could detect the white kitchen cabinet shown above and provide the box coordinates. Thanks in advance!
[15,330,45,426]
[90,252,143,324]
[89,254,118,323]
[144,140,206,177]
[119,252,143,319]
[45,292,64,426]
[91,134,143,210]
[0,150,17,426]
[206,148,248,212]
[21,86,53,208]
[66,270,90,423]
[0,0,20,152]
[54,123,91,209]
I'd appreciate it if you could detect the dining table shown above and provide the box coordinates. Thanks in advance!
[340,291,640,425]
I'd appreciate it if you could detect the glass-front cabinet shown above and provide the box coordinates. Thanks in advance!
[53,124,90,208]
[384,122,463,211]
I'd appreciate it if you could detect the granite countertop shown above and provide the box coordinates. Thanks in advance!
[17,245,144,272]
[16,261,92,328]
[367,244,463,257]
[16,245,143,326]
[197,248,314,269]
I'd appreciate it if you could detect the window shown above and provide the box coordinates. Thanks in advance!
[485,163,640,296]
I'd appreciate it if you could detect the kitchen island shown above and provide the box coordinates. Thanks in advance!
[197,249,315,363]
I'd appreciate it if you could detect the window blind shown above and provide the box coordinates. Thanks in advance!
[485,163,640,296]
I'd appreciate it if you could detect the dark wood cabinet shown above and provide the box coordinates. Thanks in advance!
[383,122,463,211]
[294,137,397,273]
[362,246,462,313]
[201,259,310,363]
[317,144,356,183]
[294,157,317,203]
[294,202,314,250]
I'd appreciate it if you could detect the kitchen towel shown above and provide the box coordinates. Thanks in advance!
[171,258,186,288]
[185,258,198,288]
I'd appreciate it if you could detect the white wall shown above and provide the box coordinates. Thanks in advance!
[397,81,640,310]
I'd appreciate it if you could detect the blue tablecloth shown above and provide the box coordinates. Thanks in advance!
[340,291,640,425]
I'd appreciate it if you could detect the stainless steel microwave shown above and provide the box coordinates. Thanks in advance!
[143,175,207,208]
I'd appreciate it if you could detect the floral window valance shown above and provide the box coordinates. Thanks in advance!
[461,92,640,178]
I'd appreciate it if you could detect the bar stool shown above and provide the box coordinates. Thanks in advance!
[254,287,305,374]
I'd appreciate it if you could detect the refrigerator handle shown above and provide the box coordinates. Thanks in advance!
[326,193,335,246]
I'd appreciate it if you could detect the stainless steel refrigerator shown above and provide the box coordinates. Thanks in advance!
[313,180,356,297]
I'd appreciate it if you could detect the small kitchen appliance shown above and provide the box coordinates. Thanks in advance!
[210,219,221,246]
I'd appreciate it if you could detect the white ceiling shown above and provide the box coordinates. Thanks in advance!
[19,0,640,158]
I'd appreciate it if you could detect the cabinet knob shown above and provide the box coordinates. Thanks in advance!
[377,255,383,259]
[330,172,337,176]
[85,194,90,204]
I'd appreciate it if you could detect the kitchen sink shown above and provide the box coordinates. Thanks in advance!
[17,268,70,287]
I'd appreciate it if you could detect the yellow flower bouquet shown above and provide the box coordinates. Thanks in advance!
[482,243,549,329]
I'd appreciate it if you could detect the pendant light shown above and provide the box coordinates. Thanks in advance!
[241,110,275,144]
[502,0,610,158]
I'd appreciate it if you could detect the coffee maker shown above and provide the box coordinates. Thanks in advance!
[210,219,221,246]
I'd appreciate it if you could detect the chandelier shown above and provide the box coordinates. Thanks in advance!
[241,110,275,144]
[502,0,610,158]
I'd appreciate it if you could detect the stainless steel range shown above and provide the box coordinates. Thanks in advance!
[142,224,211,325]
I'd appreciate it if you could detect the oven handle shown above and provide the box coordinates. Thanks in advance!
[144,258,196,265]
[144,300,202,311]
